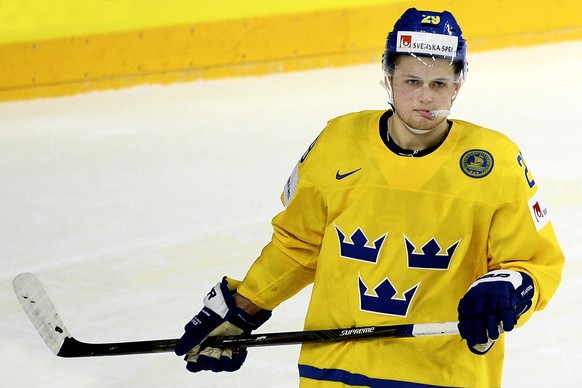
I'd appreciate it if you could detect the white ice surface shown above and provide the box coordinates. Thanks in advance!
[1,40,581,387]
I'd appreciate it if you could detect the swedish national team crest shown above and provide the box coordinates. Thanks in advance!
[460,149,494,178]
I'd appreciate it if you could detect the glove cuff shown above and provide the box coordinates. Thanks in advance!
[469,269,526,290]
[231,307,272,331]
[203,276,271,331]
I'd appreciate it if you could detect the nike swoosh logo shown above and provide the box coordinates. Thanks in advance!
[336,168,362,180]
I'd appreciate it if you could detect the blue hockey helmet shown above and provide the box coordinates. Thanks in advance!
[383,8,467,79]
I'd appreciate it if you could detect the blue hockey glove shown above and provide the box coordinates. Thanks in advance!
[457,269,534,355]
[175,277,271,372]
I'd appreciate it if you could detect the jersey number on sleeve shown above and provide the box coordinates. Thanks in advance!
[517,151,536,189]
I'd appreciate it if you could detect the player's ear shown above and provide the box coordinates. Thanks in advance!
[452,83,461,100]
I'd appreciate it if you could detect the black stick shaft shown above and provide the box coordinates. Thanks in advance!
[56,322,458,357]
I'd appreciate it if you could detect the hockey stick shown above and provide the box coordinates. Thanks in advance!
[13,273,460,358]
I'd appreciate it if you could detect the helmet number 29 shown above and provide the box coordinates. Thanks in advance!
[421,15,441,25]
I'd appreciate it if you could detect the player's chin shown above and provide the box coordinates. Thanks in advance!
[407,114,436,129]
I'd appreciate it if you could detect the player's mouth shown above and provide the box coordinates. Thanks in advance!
[417,109,451,119]
[417,110,434,119]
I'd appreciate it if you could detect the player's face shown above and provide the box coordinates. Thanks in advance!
[390,55,461,131]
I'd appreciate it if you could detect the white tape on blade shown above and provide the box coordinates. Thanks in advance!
[12,273,69,354]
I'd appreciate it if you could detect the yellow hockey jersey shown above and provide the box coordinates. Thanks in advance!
[237,110,564,387]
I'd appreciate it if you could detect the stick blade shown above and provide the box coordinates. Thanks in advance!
[13,273,71,356]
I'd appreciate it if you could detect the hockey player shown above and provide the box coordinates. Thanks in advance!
[175,8,564,387]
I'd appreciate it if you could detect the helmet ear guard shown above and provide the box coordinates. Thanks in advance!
[382,8,468,82]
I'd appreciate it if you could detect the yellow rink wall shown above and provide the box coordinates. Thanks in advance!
[1,0,581,102]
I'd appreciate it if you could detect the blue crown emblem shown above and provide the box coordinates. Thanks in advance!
[359,275,419,317]
[335,226,386,263]
[405,236,460,270]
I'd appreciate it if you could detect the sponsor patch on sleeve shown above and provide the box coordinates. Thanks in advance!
[283,163,299,208]
[528,191,550,231]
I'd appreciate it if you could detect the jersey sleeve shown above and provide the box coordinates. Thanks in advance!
[487,143,564,323]
[237,134,327,310]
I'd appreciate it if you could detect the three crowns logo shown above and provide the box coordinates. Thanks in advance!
[335,226,387,264]
[335,225,461,317]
